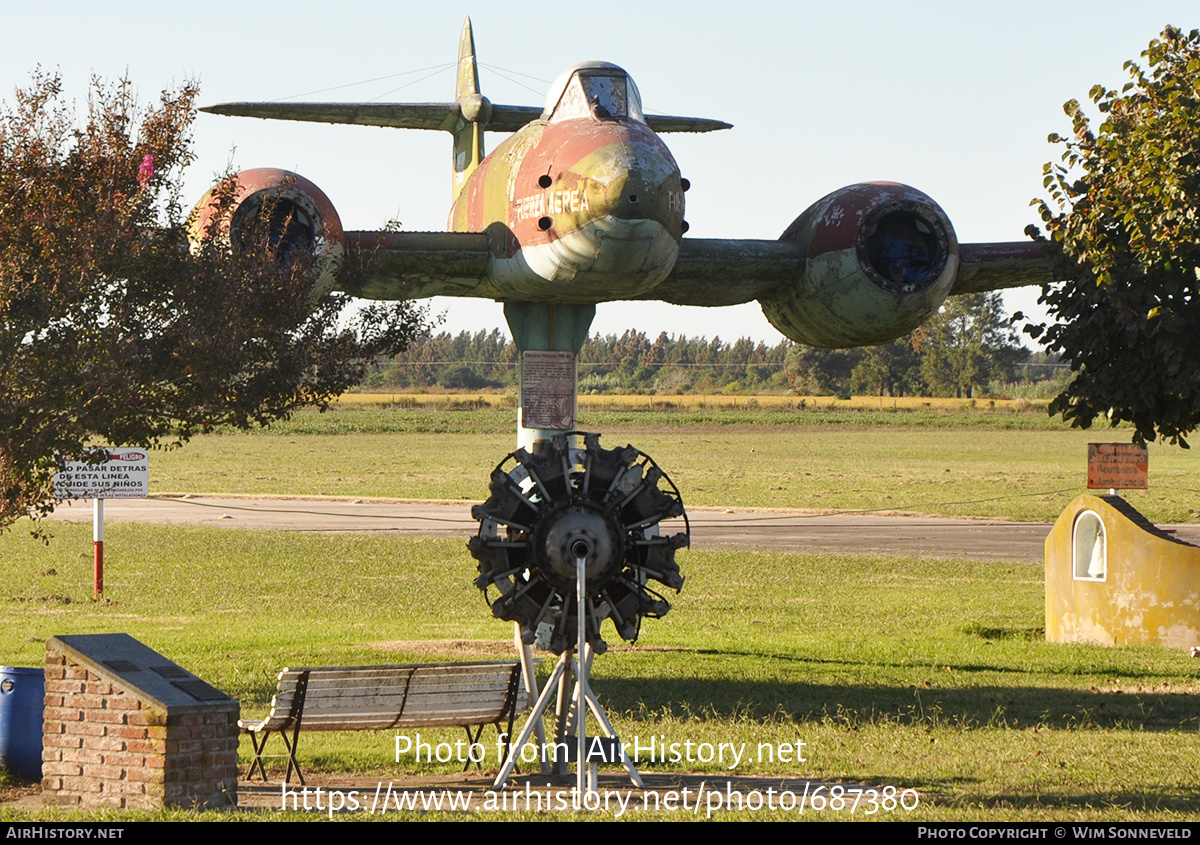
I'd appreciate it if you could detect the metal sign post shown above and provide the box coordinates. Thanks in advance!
[575,548,591,799]
[53,448,149,598]
[484,302,672,797]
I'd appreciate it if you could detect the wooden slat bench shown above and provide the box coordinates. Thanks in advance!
[240,661,530,784]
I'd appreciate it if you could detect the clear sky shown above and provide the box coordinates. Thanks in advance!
[4,1,1195,343]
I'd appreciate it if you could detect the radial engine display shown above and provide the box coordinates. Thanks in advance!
[469,433,689,654]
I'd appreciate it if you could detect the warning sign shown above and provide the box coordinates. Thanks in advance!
[54,448,149,499]
[1087,443,1148,490]
[521,351,576,430]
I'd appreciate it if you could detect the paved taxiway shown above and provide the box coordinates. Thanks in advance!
[45,495,1200,561]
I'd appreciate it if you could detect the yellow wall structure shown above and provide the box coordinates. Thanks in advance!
[1045,494,1200,649]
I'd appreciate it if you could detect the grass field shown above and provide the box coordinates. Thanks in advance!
[145,404,1200,523]
[3,403,1199,821]
[1,524,1198,821]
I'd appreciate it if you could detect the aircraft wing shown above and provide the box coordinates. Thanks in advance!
[342,231,493,300]
[951,242,1054,295]
[201,102,730,133]
[640,235,1052,347]
[642,238,1052,308]
[341,233,801,305]
[342,232,1051,305]
[635,239,804,307]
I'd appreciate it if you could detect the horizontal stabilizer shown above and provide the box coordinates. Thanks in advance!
[205,102,540,132]
[201,101,537,132]
[201,101,729,133]
[644,115,732,133]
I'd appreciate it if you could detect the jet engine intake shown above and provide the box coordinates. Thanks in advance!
[188,168,345,291]
[759,182,958,348]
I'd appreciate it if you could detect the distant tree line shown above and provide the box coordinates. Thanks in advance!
[362,292,1066,398]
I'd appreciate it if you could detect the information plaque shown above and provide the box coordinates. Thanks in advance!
[521,351,576,430]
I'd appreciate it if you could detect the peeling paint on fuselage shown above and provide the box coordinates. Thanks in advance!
[447,116,685,301]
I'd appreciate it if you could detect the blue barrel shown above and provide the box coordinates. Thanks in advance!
[0,667,44,779]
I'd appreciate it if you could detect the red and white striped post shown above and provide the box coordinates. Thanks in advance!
[93,497,104,598]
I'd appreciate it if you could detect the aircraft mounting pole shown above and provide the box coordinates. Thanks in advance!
[503,302,594,451]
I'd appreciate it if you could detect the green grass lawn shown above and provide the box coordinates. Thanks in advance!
[2,524,1198,820]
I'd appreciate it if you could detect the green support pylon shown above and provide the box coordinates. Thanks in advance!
[503,302,595,451]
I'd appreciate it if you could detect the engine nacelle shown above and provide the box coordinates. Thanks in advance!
[759,182,958,348]
[188,168,345,292]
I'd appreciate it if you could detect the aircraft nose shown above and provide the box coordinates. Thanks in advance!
[591,137,685,237]
[514,121,685,298]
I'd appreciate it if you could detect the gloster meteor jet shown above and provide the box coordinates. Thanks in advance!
[199,17,1048,356]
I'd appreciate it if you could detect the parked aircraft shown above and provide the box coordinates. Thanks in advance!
[198,17,1050,353]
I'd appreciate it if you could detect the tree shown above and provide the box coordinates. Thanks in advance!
[1030,26,1200,446]
[784,345,863,396]
[849,335,922,397]
[0,73,425,528]
[916,292,1026,398]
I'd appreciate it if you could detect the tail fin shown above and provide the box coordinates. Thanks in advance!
[455,16,481,103]
[452,17,488,201]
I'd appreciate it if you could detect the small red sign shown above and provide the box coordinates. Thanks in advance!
[1087,443,1148,490]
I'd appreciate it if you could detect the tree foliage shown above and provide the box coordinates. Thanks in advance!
[364,319,1045,399]
[0,73,425,528]
[849,336,921,398]
[916,292,1026,399]
[784,346,862,398]
[1030,26,1200,446]
[365,329,796,394]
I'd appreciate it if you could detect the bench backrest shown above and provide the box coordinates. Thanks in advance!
[259,661,527,733]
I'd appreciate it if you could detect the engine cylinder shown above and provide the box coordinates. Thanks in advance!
[760,182,958,348]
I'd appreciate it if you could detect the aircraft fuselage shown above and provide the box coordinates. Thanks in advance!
[449,117,686,303]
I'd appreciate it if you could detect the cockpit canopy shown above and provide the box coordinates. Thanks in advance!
[541,61,645,124]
